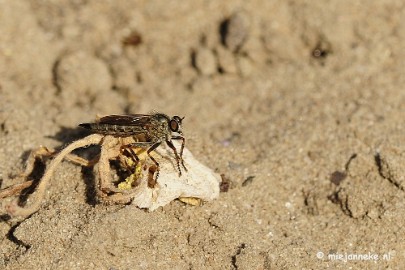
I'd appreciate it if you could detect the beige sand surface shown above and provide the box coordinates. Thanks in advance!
[1,1,405,269]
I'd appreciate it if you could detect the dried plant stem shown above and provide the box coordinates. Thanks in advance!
[6,134,103,217]
[0,180,33,199]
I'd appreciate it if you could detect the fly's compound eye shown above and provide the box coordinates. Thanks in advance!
[169,119,179,132]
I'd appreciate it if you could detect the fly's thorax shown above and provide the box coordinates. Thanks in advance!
[146,114,170,142]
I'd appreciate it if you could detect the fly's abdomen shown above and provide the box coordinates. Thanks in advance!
[79,123,140,136]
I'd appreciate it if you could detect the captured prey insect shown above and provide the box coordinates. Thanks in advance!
[79,113,188,181]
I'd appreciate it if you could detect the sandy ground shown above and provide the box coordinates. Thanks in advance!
[1,1,405,269]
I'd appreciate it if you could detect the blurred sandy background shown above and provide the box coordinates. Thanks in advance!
[1,1,405,269]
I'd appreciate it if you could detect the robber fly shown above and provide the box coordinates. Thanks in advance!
[79,113,187,181]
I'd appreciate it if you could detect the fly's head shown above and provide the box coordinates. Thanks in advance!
[169,116,184,136]
[153,113,184,141]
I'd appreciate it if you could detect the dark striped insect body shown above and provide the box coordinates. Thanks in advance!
[79,113,187,181]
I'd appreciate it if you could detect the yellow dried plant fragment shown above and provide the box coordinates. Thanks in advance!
[178,197,202,206]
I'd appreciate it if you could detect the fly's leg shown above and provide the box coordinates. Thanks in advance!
[123,146,157,188]
[166,140,182,177]
[98,137,148,196]
[119,146,140,173]
[125,141,160,183]
[146,142,161,182]
[126,147,139,163]
[171,136,187,172]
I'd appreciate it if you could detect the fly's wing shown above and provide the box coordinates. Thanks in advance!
[79,114,152,136]
[97,114,151,126]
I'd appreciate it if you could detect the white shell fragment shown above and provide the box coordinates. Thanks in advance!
[127,142,221,211]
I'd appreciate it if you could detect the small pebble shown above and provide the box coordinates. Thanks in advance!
[195,47,217,76]
[224,11,251,52]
